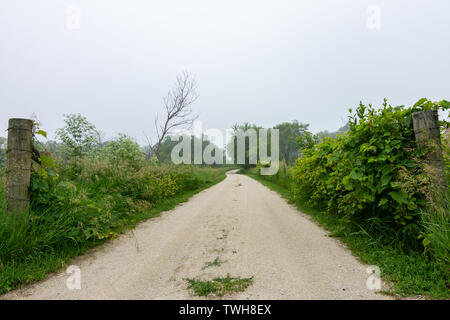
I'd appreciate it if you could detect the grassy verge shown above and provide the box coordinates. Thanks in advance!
[242,170,449,299]
[0,167,230,295]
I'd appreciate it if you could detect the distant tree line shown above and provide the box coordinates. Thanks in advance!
[226,120,349,168]
[26,113,225,167]
[0,116,349,170]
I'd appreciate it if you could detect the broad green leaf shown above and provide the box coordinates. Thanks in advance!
[389,190,408,204]
[381,174,391,186]
[413,98,427,107]
[378,198,388,206]
[350,170,363,180]
[39,154,55,168]
[35,130,47,138]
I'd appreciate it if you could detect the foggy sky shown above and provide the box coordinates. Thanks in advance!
[1,0,449,145]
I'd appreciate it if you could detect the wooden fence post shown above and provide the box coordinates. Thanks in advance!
[5,118,33,214]
[412,110,447,193]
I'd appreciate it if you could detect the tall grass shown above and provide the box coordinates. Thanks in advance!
[420,205,449,274]
[255,161,292,190]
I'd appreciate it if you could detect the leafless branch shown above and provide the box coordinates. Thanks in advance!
[153,71,199,157]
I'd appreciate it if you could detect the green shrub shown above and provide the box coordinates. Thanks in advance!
[55,114,99,159]
[420,202,449,279]
[292,99,449,249]
[444,130,450,183]
[101,134,145,168]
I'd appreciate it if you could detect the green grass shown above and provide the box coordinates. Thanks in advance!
[202,256,226,270]
[242,169,450,299]
[0,166,230,295]
[185,274,254,297]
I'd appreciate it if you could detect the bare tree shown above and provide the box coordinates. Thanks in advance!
[152,71,199,157]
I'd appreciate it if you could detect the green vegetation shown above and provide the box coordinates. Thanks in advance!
[1,98,448,298]
[0,137,6,172]
[202,256,226,270]
[185,274,254,297]
[155,134,225,165]
[292,99,449,247]
[55,113,99,159]
[226,123,263,170]
[0,114,231,295]
[243,98,450,299]
[273,121,309,165]
[226,120,329,169]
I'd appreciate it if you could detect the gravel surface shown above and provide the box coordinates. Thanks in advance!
[2,170,390,300]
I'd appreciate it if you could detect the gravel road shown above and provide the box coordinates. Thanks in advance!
[2,170,389,299]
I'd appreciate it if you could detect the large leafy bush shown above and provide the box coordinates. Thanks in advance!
[101,134,145,168]
[292,99,449,248]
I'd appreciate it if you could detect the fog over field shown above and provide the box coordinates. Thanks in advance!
[0,0,449,144]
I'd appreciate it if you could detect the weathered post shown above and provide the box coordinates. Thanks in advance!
[5,118,33,214]
[412,110,447,193]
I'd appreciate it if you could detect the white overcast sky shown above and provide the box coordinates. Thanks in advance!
[0,0,449,145]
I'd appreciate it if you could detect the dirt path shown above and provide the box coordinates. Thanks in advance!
[2,171,389,300]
